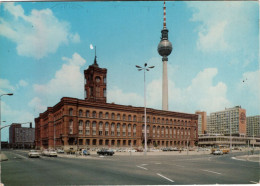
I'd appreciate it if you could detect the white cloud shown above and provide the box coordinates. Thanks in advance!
[197,21,230,52]
[18,79,28,87]
[31,53,86,108]
[0,3,80,59]
[107,86,143,106]
[188,1,258,56]
[28,97,47,114]
[0,79,15,94]
[69,33,80,43]
[107,68,231,114]
[90,44,94,50]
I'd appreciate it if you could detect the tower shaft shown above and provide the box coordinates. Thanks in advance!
[162,60,168,110]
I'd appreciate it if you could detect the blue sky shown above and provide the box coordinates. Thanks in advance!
[0,1,259,141]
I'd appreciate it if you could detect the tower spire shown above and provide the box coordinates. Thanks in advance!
[93,46,98,67]
[163,0,166,29]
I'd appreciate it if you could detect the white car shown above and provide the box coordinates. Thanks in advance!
[28,150,40,158]
[48,150,58,157]
[213,150,223,155]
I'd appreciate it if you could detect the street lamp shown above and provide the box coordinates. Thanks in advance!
[0,93,13,186]
[136,63,154,155]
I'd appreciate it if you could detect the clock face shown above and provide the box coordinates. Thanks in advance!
[95,76,101,83]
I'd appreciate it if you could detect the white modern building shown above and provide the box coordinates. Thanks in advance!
[246,115,260,137]
[207,106,246,136]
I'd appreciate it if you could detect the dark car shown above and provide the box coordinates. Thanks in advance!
[97,149,114,156]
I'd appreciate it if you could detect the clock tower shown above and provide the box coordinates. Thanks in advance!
[84,48,107,103]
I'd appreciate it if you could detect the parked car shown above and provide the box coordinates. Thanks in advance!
[213,150,223,155]
[28,150,40,158]
[42,149,49,156]
[48,150,58,157]
[81,149,90,155]
[172,147,179,151]
[57,149,64,153]
[97,149,114,156]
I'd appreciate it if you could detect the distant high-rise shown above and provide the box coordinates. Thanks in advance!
[157,1,172,111]
[246,115,260,137]
[207,106,246,136]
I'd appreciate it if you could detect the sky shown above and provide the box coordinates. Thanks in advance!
[0,1,259,141]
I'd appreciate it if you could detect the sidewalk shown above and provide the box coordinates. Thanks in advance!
[232,155,260,162]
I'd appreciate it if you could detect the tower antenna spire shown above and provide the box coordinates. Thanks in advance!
[163,0,166,29]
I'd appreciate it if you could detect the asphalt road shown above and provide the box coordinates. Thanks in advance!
[1,149,259,185]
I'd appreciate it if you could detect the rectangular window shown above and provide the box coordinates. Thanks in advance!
[117,132,120,136]
[105,131,109,136]
[111,131,115,136]
[128,132,131,137]
[93,130,96,136]
[86,130,90,135]
[123,132,126,136]
[79,130,83,134]
[99,131,103,136]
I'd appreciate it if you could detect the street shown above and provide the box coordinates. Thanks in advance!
[1,149,259,185]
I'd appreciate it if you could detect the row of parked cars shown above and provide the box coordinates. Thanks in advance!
[28,149,58,158]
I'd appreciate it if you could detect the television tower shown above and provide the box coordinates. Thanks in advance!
[157,1,172,111]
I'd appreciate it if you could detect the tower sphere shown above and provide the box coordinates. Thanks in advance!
[158,39,172,57]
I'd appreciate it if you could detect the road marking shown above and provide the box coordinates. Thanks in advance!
[141,164,148,166]
[250,181,259,184]
[173,164,185,168]
[201,169,221,175]
[11,152,27,159]
[136,165,148,170]
[157,173,174,183]
[231,157,247,161]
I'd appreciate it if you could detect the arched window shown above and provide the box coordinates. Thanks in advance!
[69,108,73,116]
[142,116,145,122]
[162,118,165,124]
[128,124,131,137]
[105,112,109,119]
[111,113,115,120]
[79,110,83,117]
[122,124,126,136]
[128,115,132,121]
[147,116,150,123]
[117,114,121,120]
[92,111,96,118]
[133,124,137,137]
[133,115,137,121]
[153,126,156,137]
[157,118,160,124]
[157,126,160,137]
[153,117,156,123]
[161,127,164,137]
[111,123,115,136]
[92,121,96,136]
[85,121,90,135]
[105,122,109,136]
[78,120,83,134]
[99,122,103,136]
[103,89,106,97]
[99,112,103,119]
[117,123,120,136]
[86,110,90,118]
[69,120,73,134]
[123,114,126,121]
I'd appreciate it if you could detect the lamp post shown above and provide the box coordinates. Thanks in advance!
[136,63,154,155]
[0,93,13,186]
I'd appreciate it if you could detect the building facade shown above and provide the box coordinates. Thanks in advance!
[9,123,35,148]
[35,57,198,150]
[207,106,246,136]
[196,111,207,135]
[246,115,260,137]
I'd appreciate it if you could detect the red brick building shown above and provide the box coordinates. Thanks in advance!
[35,56,198,150]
